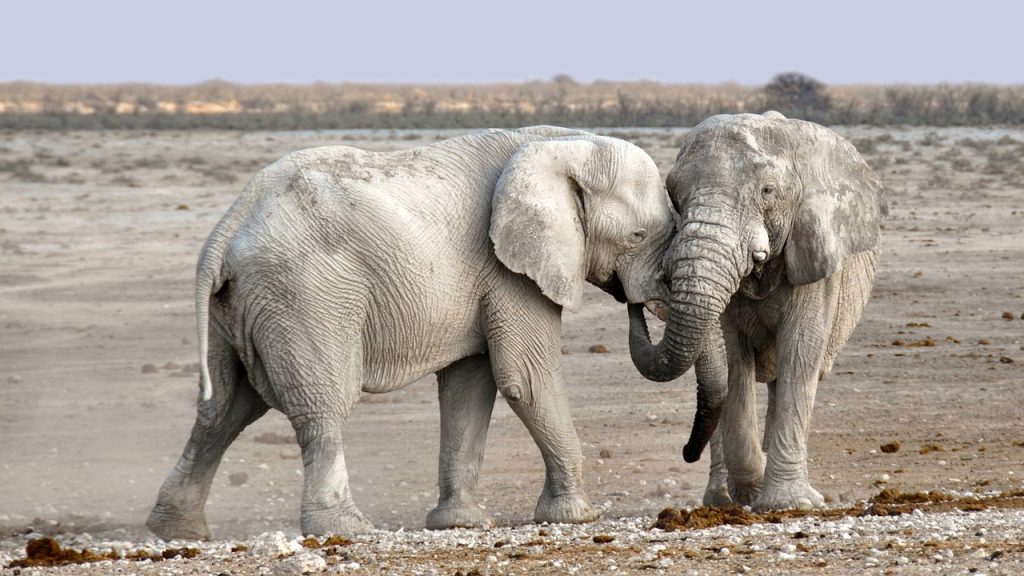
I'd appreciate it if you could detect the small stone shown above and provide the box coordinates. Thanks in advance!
[229,472,249,486]
[969,548,989,560]
[999,356,1014,364]
[561,345,570,355]
[599,448,613,459]
[593,534,615,544]
[588,344,610,353]
[978,338,993,345]
[1002,311,1015,320]
[880,441,901,453]
[248,531,292,557]
[273,551,326,575]
[141,364,158,374]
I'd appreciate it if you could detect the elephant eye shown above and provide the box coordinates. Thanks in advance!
[630,228,647,243]
[761,185,776,196]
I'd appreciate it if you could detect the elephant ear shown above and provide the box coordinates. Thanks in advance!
[490,139,596,312]
[784,122,887,285]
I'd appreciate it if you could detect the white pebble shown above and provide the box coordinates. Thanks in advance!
[248,532,293,558]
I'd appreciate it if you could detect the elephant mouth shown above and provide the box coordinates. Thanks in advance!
[751,261,766,279]
[644,299,670,322]
[597,273,628,304]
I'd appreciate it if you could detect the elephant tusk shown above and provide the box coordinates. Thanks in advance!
[644,300,670,322]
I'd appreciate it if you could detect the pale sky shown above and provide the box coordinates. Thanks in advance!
[5,0,1022,85]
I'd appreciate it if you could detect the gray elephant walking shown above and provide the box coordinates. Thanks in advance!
[629,112,885,510]
[147,126,676,539]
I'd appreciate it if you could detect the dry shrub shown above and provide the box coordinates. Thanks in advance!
[4,78,1024,129]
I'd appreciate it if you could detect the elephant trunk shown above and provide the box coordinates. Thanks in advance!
[684,327,728,462]
[628,222,746,460]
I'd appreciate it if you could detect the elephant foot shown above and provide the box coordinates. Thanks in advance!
[534,491,599,525]
[301,505,374,537]
[752,479,825,512]
[727,476,763,507]
[702,478,733,507]
[146,505,211,541]
[426,499,494,530]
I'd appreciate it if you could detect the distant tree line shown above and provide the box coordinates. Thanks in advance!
[1,74,1022,129]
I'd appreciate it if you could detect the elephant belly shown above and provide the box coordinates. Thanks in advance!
[359,286,489,394]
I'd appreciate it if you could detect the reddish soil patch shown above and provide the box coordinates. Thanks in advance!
[653,489,1024,532]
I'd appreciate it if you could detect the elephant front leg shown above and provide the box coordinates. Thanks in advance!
[486,302,597,525]
[426,355,498,529]
[721,335,766,506]
[702,428,732,506]
[501,370,598,525]
[753,323,827,511]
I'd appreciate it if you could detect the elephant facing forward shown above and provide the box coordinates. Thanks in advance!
[147,126,676,539]
[629,113,885,510]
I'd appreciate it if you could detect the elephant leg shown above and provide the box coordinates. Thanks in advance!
[702,428,732,507]
[721,332,765,506]
[148,331,269,540]
[262,324,371,536]
[426,354,498,529]
[753,313,827,511]
[762,379,777,452]
[486,290,597,525]
[500,372,597,524]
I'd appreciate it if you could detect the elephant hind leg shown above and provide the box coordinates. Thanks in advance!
[427,354,497,530]
[148,331,269,541]
[259,325,371,537]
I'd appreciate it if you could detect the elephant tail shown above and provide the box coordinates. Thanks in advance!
[195,209,240,404]
[195,231,227,403]
[194,165,279,406]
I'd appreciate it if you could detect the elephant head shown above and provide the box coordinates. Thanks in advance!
[628,112,886,460]
[490,134,675,313]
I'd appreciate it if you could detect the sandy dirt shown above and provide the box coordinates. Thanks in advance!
[1,126,1022,573]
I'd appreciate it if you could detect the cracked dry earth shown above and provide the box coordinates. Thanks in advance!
[1,126,1023,574]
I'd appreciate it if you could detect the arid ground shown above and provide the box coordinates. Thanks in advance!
[1,126,1022,574]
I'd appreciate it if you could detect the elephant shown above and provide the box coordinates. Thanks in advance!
[146,126,676,540]
[628,112,885,511]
